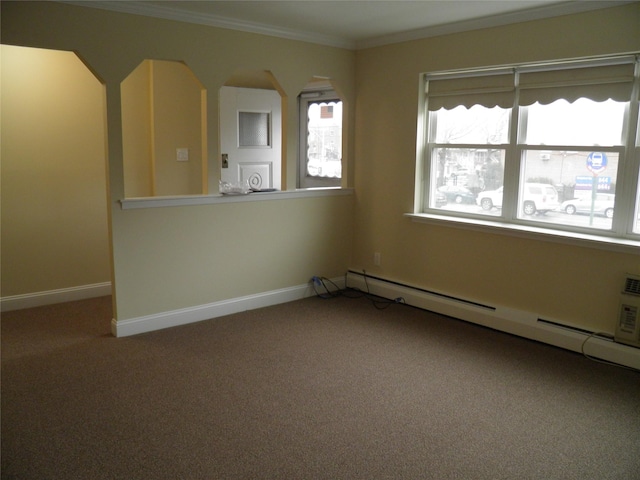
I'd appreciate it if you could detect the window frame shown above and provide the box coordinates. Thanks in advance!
[298,89,342,189]
[416,54,640,247]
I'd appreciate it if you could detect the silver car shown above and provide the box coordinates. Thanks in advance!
[560,193,614,218]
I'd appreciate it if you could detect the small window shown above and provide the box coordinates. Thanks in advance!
[298,90,342,188]
[238,111,270,147]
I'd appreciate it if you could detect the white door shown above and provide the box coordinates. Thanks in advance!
[219,86,281,191]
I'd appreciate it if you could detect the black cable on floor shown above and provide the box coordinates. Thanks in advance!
[310,271,406,310]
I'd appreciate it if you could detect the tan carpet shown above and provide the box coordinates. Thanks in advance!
[2,294,639,479]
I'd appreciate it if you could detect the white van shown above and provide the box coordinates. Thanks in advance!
[477,183,560,215]
[522,183,560,215]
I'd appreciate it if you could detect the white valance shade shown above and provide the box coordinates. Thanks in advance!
[426,71,514,110]
[518,63,635,106]
[426,56,637,110]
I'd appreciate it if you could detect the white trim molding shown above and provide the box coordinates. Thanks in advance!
[346,271,640,370]
[120,187,353,210]
[405,213,640,255]
[111,276,345,337]
[1,282,112,312]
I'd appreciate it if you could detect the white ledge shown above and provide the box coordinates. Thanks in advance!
[120,187,353,210]
[405,213,640,255]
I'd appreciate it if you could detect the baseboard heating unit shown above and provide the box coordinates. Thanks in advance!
[345,270,639,370]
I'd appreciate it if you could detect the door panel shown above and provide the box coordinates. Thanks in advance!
[219,86,281,190]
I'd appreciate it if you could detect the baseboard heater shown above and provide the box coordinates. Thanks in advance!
[347,270,496,312]
[536,317,600,336]
[345,270,639,370]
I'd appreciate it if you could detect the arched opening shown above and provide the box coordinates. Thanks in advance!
[121,59,207,197]
[0,44,110,307]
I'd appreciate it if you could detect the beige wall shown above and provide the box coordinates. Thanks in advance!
[2,1,638,334]
[1,1,355,320]
[353,4,640,332]
[151,60,205,196]
[122,59,205,197]
[114,195,353,319]
[0,44,110,297]
[121,60,153,197]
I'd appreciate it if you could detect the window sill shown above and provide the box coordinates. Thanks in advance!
[120,187,353,210]
[405,212,640,254]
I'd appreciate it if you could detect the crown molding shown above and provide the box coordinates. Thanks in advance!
[62,1,634,51]
[61,1,356,49]
[356,1,634,49]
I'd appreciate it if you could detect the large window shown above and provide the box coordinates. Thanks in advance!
[420,55,640,243]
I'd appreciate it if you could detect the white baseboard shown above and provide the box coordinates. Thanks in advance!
[1,282,112,312]
[112,276,345,337]
[346,271,640,370]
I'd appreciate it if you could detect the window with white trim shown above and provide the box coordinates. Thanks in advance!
[419,55,640,241]
[298,90,342,188]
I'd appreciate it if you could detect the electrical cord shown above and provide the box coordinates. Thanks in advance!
[311,276,342,299]
[361,269,406,309]
[310,271,406,310]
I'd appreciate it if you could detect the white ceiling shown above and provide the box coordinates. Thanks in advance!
[69,1,633,49]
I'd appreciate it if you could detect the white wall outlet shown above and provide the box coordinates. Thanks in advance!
[176,148,189,162]
[374,252,381,266]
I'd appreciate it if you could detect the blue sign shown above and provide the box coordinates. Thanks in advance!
[586,152,608,175]
[575,176,611,190]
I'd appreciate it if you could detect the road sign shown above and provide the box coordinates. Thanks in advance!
[586,152,608,175]
[575,176,611,191]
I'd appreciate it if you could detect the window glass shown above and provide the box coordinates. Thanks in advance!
[517,164,615,230]
[430,147,505,214]
[428,104,507,215]
[298,89,343,188]
[518,98,624,230]
[434,105,509,144]
[238,111,270,147]
[519,151,618,229]
[524,98,626,146]
[516,175,616,230]
[306,101,342,178]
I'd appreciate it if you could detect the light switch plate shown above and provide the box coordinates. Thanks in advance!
[176,148,189,162]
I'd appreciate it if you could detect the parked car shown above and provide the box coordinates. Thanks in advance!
[522,183,560,215]
[476,183,560,215]
[477,186,503,210]
[560,194,614,218]
[437,185,476,204]
[434,190,447,208]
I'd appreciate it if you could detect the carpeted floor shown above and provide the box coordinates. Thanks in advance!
[2,293,639,479]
